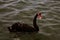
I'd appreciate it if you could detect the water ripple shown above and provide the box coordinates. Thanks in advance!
[0,0,60,39]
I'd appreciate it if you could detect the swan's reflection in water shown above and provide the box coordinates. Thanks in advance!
[9,32,50,40]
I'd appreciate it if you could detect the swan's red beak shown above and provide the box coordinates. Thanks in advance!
[38,12,42,19]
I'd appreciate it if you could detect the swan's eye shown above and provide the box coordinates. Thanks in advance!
[38,13,41,16]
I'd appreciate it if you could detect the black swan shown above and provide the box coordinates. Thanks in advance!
[7,12,42,33]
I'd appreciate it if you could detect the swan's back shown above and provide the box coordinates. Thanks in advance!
[8,22,37,32]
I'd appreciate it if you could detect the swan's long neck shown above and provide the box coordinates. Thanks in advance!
[33,14,39,31]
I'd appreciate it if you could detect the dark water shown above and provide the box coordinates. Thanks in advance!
[0,0,60,40]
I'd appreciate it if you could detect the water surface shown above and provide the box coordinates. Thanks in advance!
[0,0,60,40]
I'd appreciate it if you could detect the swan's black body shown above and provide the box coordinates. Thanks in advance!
[7,13,41,33]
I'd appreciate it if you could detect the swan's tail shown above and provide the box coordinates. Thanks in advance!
[7,27,12,32]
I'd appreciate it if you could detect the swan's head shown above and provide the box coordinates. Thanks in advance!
[37,12,42,19]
